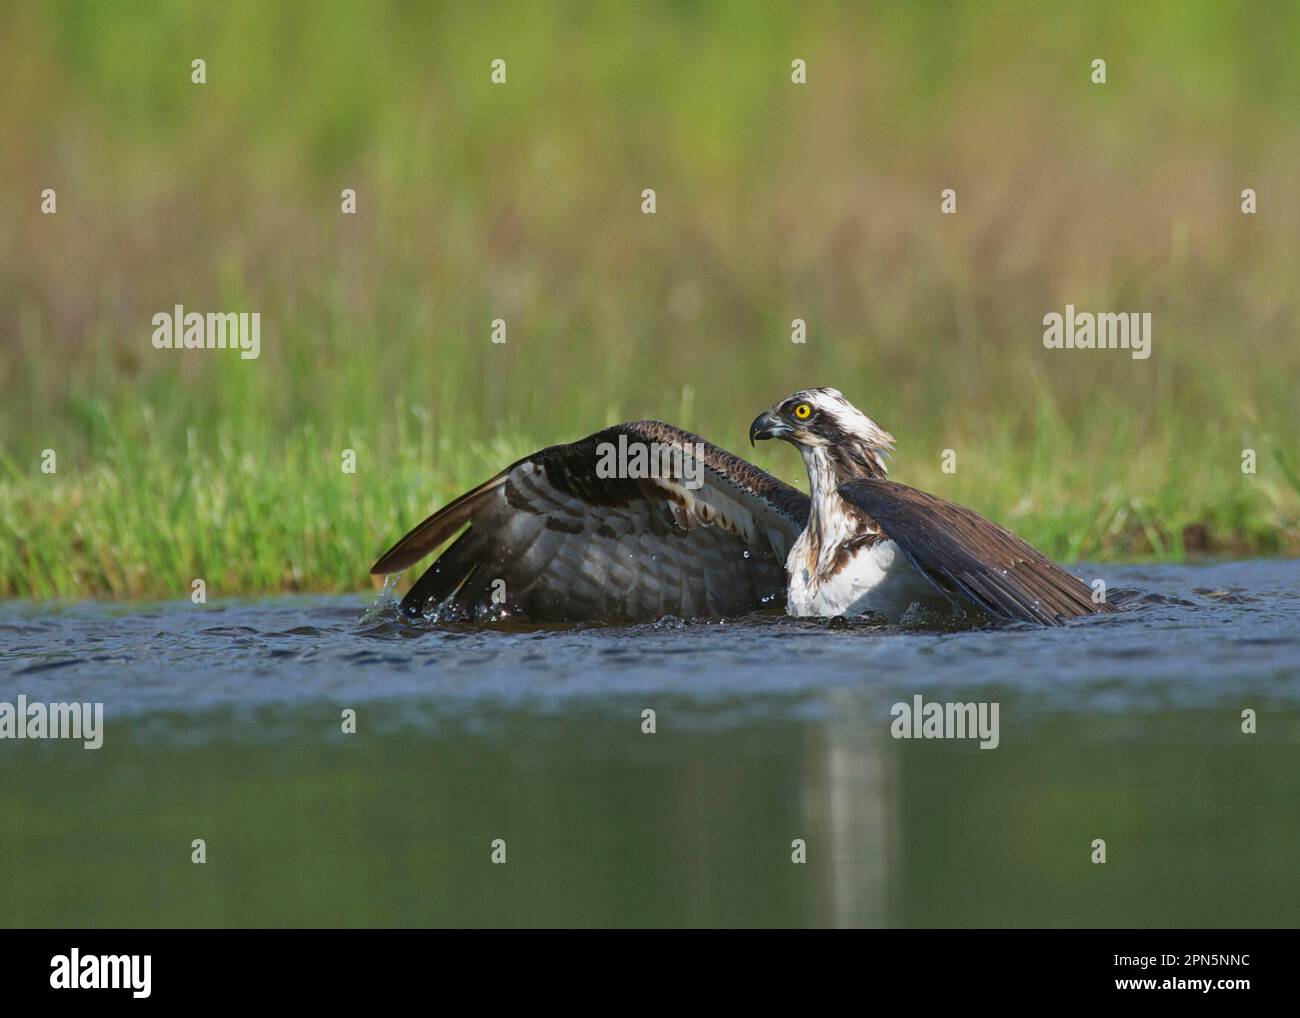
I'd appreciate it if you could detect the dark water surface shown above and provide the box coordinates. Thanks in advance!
[2,560,1298,927]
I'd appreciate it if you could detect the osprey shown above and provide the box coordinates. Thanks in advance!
[371,388,1117,626]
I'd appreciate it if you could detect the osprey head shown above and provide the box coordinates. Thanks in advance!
[749,387,894,477]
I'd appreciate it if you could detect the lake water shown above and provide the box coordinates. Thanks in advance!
[1,560,1297,927]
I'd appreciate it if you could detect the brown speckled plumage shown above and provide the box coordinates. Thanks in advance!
[371,421,809,621]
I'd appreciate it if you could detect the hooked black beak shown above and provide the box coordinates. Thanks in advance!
[749,410,786,446]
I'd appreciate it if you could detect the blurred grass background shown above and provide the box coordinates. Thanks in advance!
[1,0,1298,598]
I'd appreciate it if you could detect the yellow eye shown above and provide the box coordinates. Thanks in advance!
[793,403,812,420]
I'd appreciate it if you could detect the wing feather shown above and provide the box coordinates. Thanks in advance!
[838,479,1117,626]
[372,421,809,622]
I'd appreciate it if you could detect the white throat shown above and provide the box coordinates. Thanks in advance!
[800,445,853,549]
[792,442,888,580]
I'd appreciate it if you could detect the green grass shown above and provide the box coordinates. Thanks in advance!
[2,393,1295,599]
[1,0,1298,597]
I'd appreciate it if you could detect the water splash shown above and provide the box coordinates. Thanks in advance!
[359,573,401,624]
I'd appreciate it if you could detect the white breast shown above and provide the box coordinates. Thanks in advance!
[785,538,939,620]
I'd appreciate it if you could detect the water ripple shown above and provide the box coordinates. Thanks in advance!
[0,560,1296,733]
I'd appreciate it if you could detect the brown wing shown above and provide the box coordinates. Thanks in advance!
[838,479,1117,626]
[372,421,809,622]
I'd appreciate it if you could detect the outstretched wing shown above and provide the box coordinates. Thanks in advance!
[372,421,809,622]
[838,479,1117,626]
